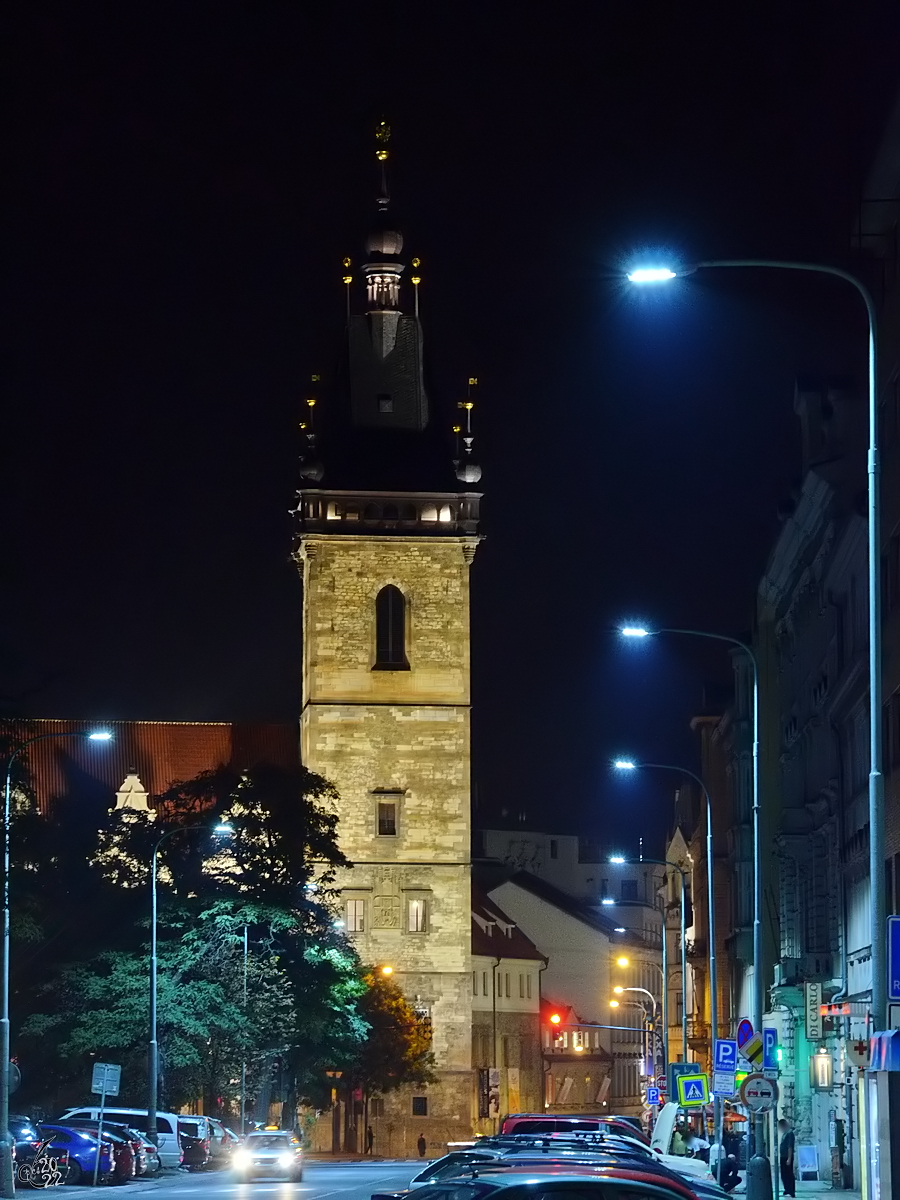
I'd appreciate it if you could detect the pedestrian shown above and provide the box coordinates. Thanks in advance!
[365,1125,374,1155]
[709,1141,740,1193]
[417,1133,427,1158]
[778,1118,796,1197]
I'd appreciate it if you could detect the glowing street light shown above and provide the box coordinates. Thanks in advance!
[1,728,113,1196]
[608,855,626,864]
[614,927,626,934]
[609,1000,620,1008]
[616,956,630,967]
[612,760,636,772]
[600,897,615,906]
[626,268,677,284]
[613,986,625,994]
[619,626,651,638]
[380,965,393,976]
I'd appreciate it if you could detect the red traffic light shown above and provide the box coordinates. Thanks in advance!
[549,1013,562,1025]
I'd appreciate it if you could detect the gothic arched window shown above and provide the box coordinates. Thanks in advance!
[374,585,409,669]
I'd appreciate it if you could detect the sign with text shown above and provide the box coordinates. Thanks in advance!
[713,1071,736,1098]
[805,983,823,1040]
[91,1062,120,1097]
[714,1039,738,1072]
[646,1086,660,1106]
[888,916,900,1002]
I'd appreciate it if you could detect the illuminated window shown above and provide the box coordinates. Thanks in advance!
[346,899,365,933]
[408,898,428,933]
[374,585,409,669]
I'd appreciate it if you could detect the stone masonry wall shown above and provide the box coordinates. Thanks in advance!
[298,532,478,1153]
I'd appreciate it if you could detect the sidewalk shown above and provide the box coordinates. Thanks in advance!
[732,1182,860,1199]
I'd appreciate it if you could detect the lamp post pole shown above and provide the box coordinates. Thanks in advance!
[149,820,233,1147]
[628,257,882,1037]
[611,855,689,1063]
[1,729,112,1199]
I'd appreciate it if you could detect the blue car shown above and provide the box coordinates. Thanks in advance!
[37,1123,115,1185]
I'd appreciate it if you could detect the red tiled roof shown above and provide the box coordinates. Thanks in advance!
[472,883,547,961]
[10,719,300,813]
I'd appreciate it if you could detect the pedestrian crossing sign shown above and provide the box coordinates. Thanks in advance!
[676,1072,710,1106]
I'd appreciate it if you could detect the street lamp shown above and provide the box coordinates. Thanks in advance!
[602,896,668,1071]
[608,850,689,1064]
[149,819,234,1149]
[626,258,883,1040]
[614,758,719,1133]
[1,728,113,1199]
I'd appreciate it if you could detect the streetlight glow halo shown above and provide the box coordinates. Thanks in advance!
[87,731,113,741]
[613,760,637,771]
[626,268,677,284]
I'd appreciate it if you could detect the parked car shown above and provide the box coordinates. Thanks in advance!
[62,1120,146,1178]
[374,1166,704,1200]
[7,1114,40,1161]
[232,1130,303,1181]
[207,1118,238,1168]
[178,1116,214,1171]
[60,1106,183,1168]
[15,1136,69,1190]
[499,1115,650,1145]
[37,1123,116,1186]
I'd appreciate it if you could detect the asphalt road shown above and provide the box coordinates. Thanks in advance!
[50,1163,422,1200]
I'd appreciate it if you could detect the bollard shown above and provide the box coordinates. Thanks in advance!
[747,1153,774,1200]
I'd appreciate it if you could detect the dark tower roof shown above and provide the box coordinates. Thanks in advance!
[297,121,481,498]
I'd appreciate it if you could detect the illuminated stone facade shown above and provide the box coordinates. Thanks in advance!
[297,517,480,1154]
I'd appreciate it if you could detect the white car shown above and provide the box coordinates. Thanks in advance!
[60,1107,183,1169]
[650,1102,717,1183]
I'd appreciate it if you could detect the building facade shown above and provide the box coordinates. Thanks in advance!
[296,124,483,1153]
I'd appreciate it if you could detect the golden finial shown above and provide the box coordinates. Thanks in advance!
[452,424,462,434]
[468,377,478,387]
[375,118,391,160]
[412,257,421,268]
[299,421,307,430]
[306,396,317,408]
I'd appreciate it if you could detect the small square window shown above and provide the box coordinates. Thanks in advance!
[378,393,394,413]
[408,898,427,933]
[412,1096,428,1117]
[377,801,397,837]
[346,899,366,933]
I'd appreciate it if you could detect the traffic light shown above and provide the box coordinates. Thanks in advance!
[549,1012,562,1025]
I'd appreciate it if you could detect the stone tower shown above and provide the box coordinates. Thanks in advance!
[295,121,482,1153]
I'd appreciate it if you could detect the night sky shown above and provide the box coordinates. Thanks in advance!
[6,3,900,853]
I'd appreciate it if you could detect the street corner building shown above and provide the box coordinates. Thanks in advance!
[294,122,484,1155]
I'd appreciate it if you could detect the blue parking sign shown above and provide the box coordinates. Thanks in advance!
[763,1027,778,1070]
[646,1086,660,1105]
[888,916,900,1002]
[714,1039,737,1072]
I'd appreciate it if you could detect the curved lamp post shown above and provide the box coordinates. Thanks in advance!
[610,852,688,1064]
[626,258,883,1041]
[1,729,113,1198]
[603,896,668,1072]
[148,819,234,1147]
[614,757,722,1174]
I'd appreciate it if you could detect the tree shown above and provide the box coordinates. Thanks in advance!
[344,969,436,1140]
[17,762,365,1117]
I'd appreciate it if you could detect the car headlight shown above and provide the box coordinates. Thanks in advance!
[232,1150,251,1168]
[277,1154,293,1168]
